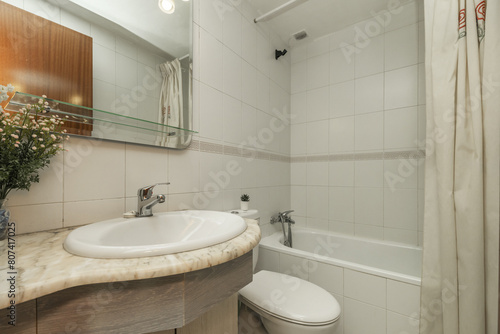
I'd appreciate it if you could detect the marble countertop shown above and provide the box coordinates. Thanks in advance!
[0,219,260,308]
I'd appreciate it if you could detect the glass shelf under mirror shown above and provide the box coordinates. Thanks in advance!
[5,92,197,148]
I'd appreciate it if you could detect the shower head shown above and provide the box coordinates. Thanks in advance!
[275,49,288,60]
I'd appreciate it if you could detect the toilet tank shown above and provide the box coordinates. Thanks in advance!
[228,210,260,271]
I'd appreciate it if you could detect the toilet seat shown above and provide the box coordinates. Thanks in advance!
[239,270,341,326]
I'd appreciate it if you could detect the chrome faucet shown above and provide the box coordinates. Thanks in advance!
[136,183,170,217]
[271,210,295,247]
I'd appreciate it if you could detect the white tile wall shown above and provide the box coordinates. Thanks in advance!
[289,0,425,245]
[9,0,291,236]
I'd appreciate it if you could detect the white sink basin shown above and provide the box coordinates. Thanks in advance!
[64,210,247,258]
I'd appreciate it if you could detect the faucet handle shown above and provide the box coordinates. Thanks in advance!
[280,210,294,217]
[138,182,170,200]
[270,210,294,224]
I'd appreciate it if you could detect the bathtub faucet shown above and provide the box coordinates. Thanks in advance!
[271,210,295,248]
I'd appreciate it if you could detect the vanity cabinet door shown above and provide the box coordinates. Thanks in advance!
[177,294,238,334]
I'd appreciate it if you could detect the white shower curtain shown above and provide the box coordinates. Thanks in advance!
[420,1,499,333]
[156,58,183,147]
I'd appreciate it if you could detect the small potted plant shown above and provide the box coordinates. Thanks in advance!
[240,194,250,211]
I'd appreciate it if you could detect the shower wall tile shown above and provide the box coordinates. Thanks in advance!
[355,73,384,114]
[330,81,355,118]
[307,53,330,90]
[355,112,384,151]
[223,46,242,99]
[242,61,258,107]
[200,28,224,90]
[291,60,308,94]
[306,162,329,186]
[306,86,330,122]
[222,4,242,55]
[384,65,418,110]
[385,0,420,32]
[199,0,223,40]
[384,107,419,149]
[241,18,257,67]
[354,35,384,78]
[355,187,384,226]
[307,35,330,58]
[330,48,355,84]
[385,24,419,71]
[384,188,418,230]
[291,92,307,124]
[306,121,329,154]
[384,228,418,245]
[355,160,384,188]
[329,221,355,235]
[329,116,355,152]
[329,161,355,187]
[355,224,384,240]
[306,186,329,220]
[329,187,354,222]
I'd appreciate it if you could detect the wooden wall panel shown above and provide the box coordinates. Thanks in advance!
[0,2,93,135]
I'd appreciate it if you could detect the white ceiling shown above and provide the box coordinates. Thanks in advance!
[248,0,409,45]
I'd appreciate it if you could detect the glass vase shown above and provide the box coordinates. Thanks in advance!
[0,199,10,240]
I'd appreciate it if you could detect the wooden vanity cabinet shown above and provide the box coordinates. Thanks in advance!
[0,252,252,334]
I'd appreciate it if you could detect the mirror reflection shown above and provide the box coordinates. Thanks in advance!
[0,0,194,149]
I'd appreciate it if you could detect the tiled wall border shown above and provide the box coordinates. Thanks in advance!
[188,139,425,164]
[290,150,426,163]
[188,139,291,163]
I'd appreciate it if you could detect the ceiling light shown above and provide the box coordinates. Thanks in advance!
[159,0,175,14]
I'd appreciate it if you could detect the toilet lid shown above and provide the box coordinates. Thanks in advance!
[239,270,341,325]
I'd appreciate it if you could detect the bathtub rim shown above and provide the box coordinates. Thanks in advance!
[259,228,422,286]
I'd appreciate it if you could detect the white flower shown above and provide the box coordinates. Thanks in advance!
[32,134,37,138]
[6,84,14,92]
[50,134,57,140]
[11,134,18,139]
[32,146,37,150]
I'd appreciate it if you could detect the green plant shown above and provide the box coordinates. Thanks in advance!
[0,85,68,199]
[240,194,250,202]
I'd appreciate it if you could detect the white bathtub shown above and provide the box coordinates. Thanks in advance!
[260,228,422,285]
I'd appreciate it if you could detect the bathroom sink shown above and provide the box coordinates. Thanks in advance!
[64,210,247,258]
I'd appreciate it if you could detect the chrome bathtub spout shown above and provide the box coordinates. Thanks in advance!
[271,210,295,248]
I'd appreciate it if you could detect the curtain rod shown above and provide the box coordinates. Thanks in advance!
[254,0,309,23]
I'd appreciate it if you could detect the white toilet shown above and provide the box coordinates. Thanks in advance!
[231,210,341,334]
